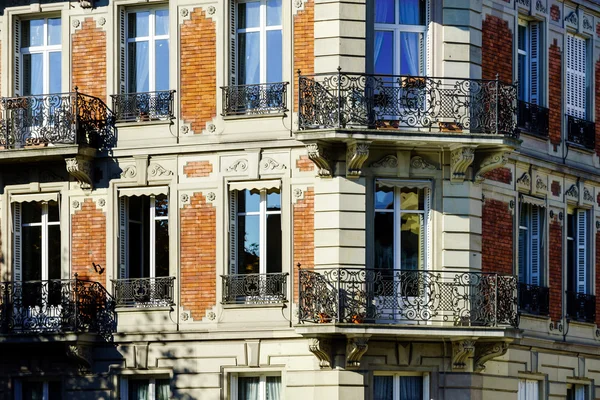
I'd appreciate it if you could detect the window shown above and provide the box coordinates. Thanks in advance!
[20,18,62,96]
[234,0,282,85]
[518,379,539,400]
[567,209,589,294]
[121,378,169,400]
[517,21,541,104]
[566,34,588,120]
[567,384,587,400]
[15,381,61,400]
[373,375,427,400]
[373,0,427,76]
[518,202,545,287]
[231,375,281,400]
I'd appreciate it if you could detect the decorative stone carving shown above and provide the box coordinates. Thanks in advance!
[207,5,216,15]
[206,192,216,202]
[370,155,398,169]
[450,147,475,183]
[410,156,436,170]
[346,337,369,369]
[584,187,594,202]
[536,176,547,191]
[65,156,93,189]
[452,340,475,370]
[72,200,81,210]
[97,198,106,207]
[226,159,249,173]
[180,194,190,206]
[261,157,286,171]
[207,311,216,320]
[516,0,530,7]
[346,142,370,178]
[66,344,93,370]
[565,11,578,25]
[565,184,579,200]
[536,0,547,13]
[79,0,93,8]
[180,8,189,18]
[72,19,80,28]
[207,123,217,133]
[474,342,509,372]
[474,152,509,184]
[148,163,173,177]
[309,338,332,368]
[583,15,593,31]
[120,165,137,179]
[180,125,190,135]
[306,143,332,178]
[516,172,531,188]
[97,17,106,26]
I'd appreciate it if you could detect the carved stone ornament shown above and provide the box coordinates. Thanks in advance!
[411,156,436,170]
[293,188,303,199]
[452,340,476,370]
[120,165,137,179]
[583,15,593,31]
[72,200,81,210]
[536,0,547,13]
[309,338,332,368]
[450,147,476,183]
[516,172,531,187]
[370,155,398,169]
[346,142,370,178]
[565,11,578,25]
[206,192,216,202]
[306,143,332,178]
[97,198,106,207]
[565,184,579,200]
[536,176,547,191]
[261,157,287,171]
[584,187,594,202]
[66,344,93,370]
[180,8,189,18]
[65,156,94,189]
[346,337,369,369]
[149,163,173,177]
[207,123,217,133]
[97,17,106,26]
[79,0,94,8]
[207,5,216,15]
[516,0,530,8]
[72,19,80,28]
[226,159,249,173]
[474,342,509,372]
[474,152,509,184]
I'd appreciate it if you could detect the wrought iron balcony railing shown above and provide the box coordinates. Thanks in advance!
[0,277,116,339]
[566,115,595,150]
[0,90,115,150]
[222,82,289,116]
[222,273,288,305]
[112,277,175,308]
[298,70,518,137]
[517,100,549,137]
[566,290,596,323]
[111,90,175,123]
[298,268,518,327]
[518,283,549,316]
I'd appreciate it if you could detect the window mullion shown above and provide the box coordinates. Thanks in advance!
[150,196,156,278]
[42,203,48,281]
[260,191,267,274]
[394,187,401,270]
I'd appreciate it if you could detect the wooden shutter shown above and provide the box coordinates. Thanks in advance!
[530,205,540,286]
[229,0,237,86]
[229,190,238,275]
[576,209,587,293]
[529,22,539,105]
[13,17,21,96]
[566,34,587,119]
[424,188,431,270]
[13,203,22,282]
[425,0,431,76]
[119,8,127,94]
[118,197,128,279]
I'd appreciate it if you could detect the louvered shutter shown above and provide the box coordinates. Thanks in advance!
[529,22,539,105]
[229,190,238,275]
[119,8,127,94]
[425,0,431,76]
[530,205,540,286]
[518,207,526,284]
[13,203,22,282]
[13,17,21,96]
[119,197,128,279]
[566,34,587,119]
[229,0,237,86]
[576,209,587,293]
[424,188,431,270]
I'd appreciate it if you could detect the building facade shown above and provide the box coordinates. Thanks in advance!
[0,0,600,398]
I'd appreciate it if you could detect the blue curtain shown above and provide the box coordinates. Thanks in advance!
[374,376,393,400]
[399,376,422,400]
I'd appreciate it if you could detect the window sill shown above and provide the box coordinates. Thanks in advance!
[222,301,287,309]
[115,305,173,312]
[520,131,549,142]
[518,311,550,320]
[115,119,174,128]
[222,112,287,121]
[566,141,595,154]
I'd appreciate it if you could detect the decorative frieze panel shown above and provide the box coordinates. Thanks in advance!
[370,155,398,169]
[516,171,532,192]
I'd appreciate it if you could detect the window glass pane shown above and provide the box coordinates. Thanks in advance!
[266,377,282,400]
[48,381,62,400]
[155,10,169,36]
[23,19,44,48]
[399,376,423,400]
[155,219,169,277]
[518,53,527,101]
[238,32,260,85]
[48,18,61,46]
[155,195,168,217]
[49,52,62,94]
[156,379,170,400]
[375,186,394,210]
[267,190,281,211]
[374,211,394,270]
[238,215,260,274]
[128,218,143,278]
[266,214,282,273]
[374,31,394,76]
[518,25,527,52]
[401,213,423,270]
[23,382,44,400]
[47,201,59,222]
[128,380,149,400]
[399,0,426,25]
[128,12,149,38]
[22,225,42,281]
[22,201,42,224]
[267,0,282,26]
[238,377,260,400]
[155,40,170,91]
[400,188,424,211]
[375,0,395,24]
[238,190,260,213]
[400,32,420,75]
[238,2,260,29]
[48,225,61,280]
[373,376,393,400]
[266,30,282,83]
[23,53,44,96]
[128,41,150,93]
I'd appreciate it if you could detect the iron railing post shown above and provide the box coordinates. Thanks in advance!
[337,67,342,128]
[74,87,80,145]
[494,274,498,327]
[337,268,341,323]
[73,273,79,331]
[495,74,499,134]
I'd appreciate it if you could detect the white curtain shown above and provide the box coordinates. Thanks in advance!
[156,379,170,400]
[266,377,281,400]
[239,377,259,400]
[129,380,149,400]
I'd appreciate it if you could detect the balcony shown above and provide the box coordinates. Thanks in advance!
[0,277,116,338]
[566,115,595,150]
[517,100,549,138]
[112,277,175,308]
[298,268,518,328]
[221,82,289,116]
[111,90,175,123]
[222,273,288,305]
[566,291,596,323]
[518,283,549,316]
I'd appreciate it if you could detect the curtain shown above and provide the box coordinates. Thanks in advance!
[155,379,170,400]
[128,380,149,400]
[239,377,260,400]
[400,32,420,76]
[399,376,423,400]
[374,376,393,400]
[399,0,419,24]
[266,377,281,400]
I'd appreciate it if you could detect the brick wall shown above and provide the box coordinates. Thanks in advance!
[72,18,106,99]
[181,9,216,134]
[293,188,314,302]
[482,199,513,275]
[180,193,216,320]
[294,0,314,111]
[296,155,314,172]
[482,15,513,83]
[595,60,600,156]
[71,199,106,285]
[549,40,562,147]
[549,220,562,322]
[183,161,213,178]
[482,167,512,184]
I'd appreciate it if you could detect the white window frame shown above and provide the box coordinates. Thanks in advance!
[20,17,62,95]
[566,33,588,120]
[235,0,283,84]
[230,373,282,400]
[125,8,169,93]
[372,372,429,400]
[120,377,170,400]
[517,20,541,105]
[518,202,544,286]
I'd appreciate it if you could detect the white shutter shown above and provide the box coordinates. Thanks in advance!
[529,22,539,105]
[576,210,587,293]
[229,0,237,86]
[425,0,431,76]
[530,205,540,286]
[119,197,128,279]
[424,188,431,270]
[229,190,238,275]
[566,34,587,119]
[13,203,22,282]
[13,17,21,96]
[119,8,127,94]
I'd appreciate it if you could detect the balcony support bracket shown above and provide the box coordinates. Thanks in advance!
[66,343,93,372]
[450,146,476,183]
[66,155,94,190]
[346,335,369,369]
[346,141,371,179]
[474,341,509,372]
[306,143,333,178]
[309,338,332,369]
[451,339,475,370]
[474,150,510,184]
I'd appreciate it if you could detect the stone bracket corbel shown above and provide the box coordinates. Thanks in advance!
[65,156,94,190]
[452,339,475,370]
[309,338,332,369]
[306,143,333,178]
[346,141,371,179]
[346,336,369,369]
[450,146,476,183]
[66,343,93,371]
[474,342,508,372]
[474,150,509,184]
